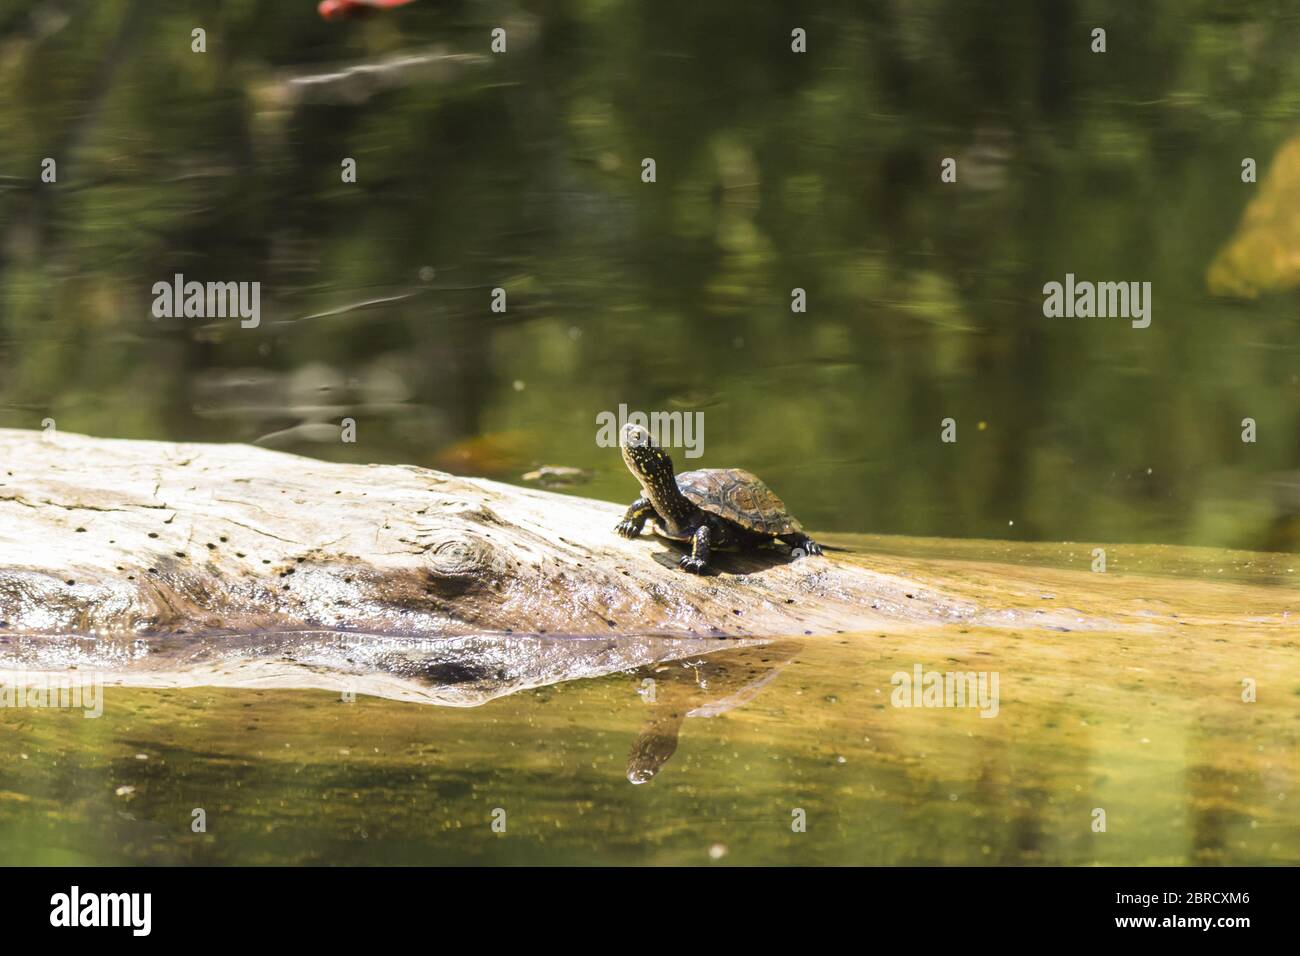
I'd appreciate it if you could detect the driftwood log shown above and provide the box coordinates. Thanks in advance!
[0,428,1113,703]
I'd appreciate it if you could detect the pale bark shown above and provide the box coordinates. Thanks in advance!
[0,428,1098,703]
[0,427,1006,639]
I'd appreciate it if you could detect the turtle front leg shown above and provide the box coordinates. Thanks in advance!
[615,497,656,538]
[780,533,822,557]
[679,525,712,574]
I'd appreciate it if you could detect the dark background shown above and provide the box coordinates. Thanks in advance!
[3,0,1299,549]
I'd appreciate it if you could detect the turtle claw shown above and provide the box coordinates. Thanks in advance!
[614,519,641,538]
[787,537,822,558]
[678,555,708,574]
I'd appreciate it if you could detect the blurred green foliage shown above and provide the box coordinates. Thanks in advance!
[2,0,1300,549]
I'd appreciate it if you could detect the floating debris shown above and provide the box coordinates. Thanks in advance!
[521,465,593,487]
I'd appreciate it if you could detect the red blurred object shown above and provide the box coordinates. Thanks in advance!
[318,0,417,22]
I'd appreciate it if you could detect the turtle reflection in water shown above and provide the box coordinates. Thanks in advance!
[626,642,799,784]
[615,423,822,573]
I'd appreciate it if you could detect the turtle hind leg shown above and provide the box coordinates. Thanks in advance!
[615,497,657,538]
[678,525,712,574]
[780,532,822,558]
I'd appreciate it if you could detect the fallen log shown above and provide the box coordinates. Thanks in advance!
[0,428,1112,703]
[0,427,1037,640]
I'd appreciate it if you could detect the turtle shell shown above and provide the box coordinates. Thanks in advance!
[675,468,803,536]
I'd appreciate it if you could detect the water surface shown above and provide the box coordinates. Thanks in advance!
[3,2,1300,548]
[2,534,1295,865]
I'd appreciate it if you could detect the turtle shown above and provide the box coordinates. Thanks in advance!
[614,423,822,573]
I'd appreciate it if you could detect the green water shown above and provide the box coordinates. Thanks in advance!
[3,1,1300,547]
[1,535,1297,866]
[2,3,1300,865]
[1,637,1294,867]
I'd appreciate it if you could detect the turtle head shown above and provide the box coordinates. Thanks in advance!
[621,421,682,495]
[620,424,695,528]
[620,423,673,483]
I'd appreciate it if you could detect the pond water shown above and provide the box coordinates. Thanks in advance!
[1,3,1299,865]
[3,2,1300,549]
[1,534,1295,865]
